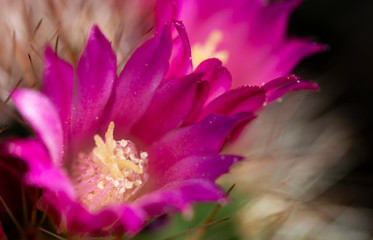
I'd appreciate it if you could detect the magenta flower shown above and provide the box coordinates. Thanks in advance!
[155,0,325,87]
[1,23,317,236]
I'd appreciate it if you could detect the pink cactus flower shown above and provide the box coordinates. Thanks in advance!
[155,0,325,87]
[0,23,317,236]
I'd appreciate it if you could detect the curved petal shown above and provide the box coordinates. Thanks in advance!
[39,191,145,234]
[148,113,254,175]
[199,85,266,120]
[194,58,232,105]
[136,179,227,218]
[11,89,63,165]
[71,25,116,150]
[272,38,326,79]
[166,21,193,78]
[160,154,244,185]
[110,25,172,136]
[42,46,73,149]
[155,0,181,31]
[182,80,210,125]
[1,139,75,198]
[263,74,319,102]
[248,0,301,46]
[131,73,202,145]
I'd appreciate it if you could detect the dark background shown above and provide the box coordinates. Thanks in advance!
[290,0,373,210]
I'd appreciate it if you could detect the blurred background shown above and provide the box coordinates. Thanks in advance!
[291,0,373,214]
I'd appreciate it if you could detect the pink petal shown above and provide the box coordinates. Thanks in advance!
[263,74,319,102]
[273,38,326,77]
[131,73,203,145]
[148,113,253,175]
[1,139,75,198]
[166,21,193,78]
[182,80,210,125]
[194,58,232,105]
[42,46,73,150]
[110,25,172,136]
[155,0,181,31]
[136,179,227,217]
[11,89,63,165]
[248,0,301,46]
[39,191,145,234]
[160,154,244,185]
[199,85,266,120]
[71,25,116,150]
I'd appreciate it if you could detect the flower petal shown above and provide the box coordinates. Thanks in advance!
[199,85,266,120]
[110,25,172,136]
[182,80,210,125]
[166,21,193,78]
[155,0,181,31]
[149,113,254,175]
[11,89,63,165]
[160,154,244,185]
[71,25,116,150]
[42,46,73,149]
[272,38,326,80]
[263,74,319,102]
[1,139,75,198]
[39,191,145,234]
[131,73,203,145]
[195,58,232,105]
[137,179,227,217]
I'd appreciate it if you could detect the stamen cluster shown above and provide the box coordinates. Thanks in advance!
[71,122,148,212]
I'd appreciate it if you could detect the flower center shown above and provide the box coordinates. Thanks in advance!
[71,122,148,212]
[191,30,229,67]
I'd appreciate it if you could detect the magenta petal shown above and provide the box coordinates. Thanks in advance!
[39,191,145,234]
[166,21,193,78]
[263,74,319,102]
[71,25,116,149]
[1,139,75,198]
[182,80,210,125]
[137,179,227,217]
[155,0,181,31]
[131,73,202,145]
[194,59,232,105]
[199,85,266,120]
[149,113,253,175]
[272,38,326,78]
[42,46,73,148]
[161,154,244,185]
[11,89,63,165]
[249,0,301,45]
[110,25,172,135]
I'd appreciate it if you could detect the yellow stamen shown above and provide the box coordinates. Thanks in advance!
[72,121,148,212]
[93,122,143,177]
